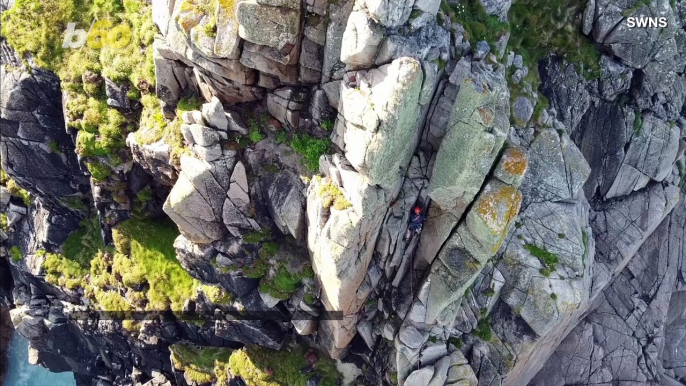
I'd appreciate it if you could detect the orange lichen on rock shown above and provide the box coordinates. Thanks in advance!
[476,183,523,237]
[502,147,528,176]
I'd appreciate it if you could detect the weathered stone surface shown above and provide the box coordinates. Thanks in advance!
[241,42,300,84]
[337,57,424,191]
[340,11,384,69]
[374,24,450,66]
[307,170,388,315]
[236,0,301,50]
[532,191,685,385]
[267,87,307,128]
[0,68,90,212]
[127,134,177,187]
[522,129,590,204]
[583,0,680,70]
[479,0,511,20]
[174,0,242,60]
[405,366,435,386]
[427,66,509,212]
[539,57,590,132]
[201,96,229,131]
[164,154,237,244]
[364,0,413,27]
[321,0,354,81]
[261,169,307,240]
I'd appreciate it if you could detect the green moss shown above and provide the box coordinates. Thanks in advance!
[448,336,463,349]
[203,16,217,37]
[177,95,204,112]
[86,160,112,181]
[63,217,105,269]
[633,110,643,136]
[136,186,153,202]
[275,130,288,144]
[228,345,342,386]
[445,0,509,50]
[303,293,315,305]
[48,140,62,154]
[483,287,496,297]
[60,196,87,211]
[259,242,280,259]
[135,95,168,145]
[525,244,558,275]
[244,258,269,279]
[170,343,233,385]
[115,218,198,310]
[320,120,334,131]
[409,9,422,19]
[677,160,684,188]
[550,293,558,300]
[45,215,200,310]
[291,134,330,172]
[243,228,271,244]
[201,284,233,305]
[0,213,7,232]
[9,246,22,262]
[508,0,601,80]
[6,179,31,206]
[248,119,265,143]
[259,265,303,300]
[474,318,492,341]
[435,57,446,71]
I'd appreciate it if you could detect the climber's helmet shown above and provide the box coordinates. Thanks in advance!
[414,206,421,215]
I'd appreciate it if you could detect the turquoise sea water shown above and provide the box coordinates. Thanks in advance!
[3,331,75,386]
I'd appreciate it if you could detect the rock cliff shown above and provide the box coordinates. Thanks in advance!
[1,0,685,385]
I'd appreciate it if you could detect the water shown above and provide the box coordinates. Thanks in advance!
[3,331,75,386]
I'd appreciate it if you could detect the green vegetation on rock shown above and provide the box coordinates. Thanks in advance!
[317,180,351,211]
[525,244,558,277]
[2,0,157,178]
[508,0,601,80]
[290,134,330,172]
[474,317,492,341]
[633,110,643,135]
[6,179,31,206]
[170,343,233,385]
[443,0,509,50]
[228,345,341,386]
[9,246,22,262]
[44,216,201,311]
[177,95,204,112]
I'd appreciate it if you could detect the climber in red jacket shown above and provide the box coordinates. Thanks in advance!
[404,206,426,241]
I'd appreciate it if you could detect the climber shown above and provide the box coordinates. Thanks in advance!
[404,206,426,241]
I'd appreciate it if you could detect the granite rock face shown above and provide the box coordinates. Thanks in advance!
[0,68,90,212]
[2,0,686,385]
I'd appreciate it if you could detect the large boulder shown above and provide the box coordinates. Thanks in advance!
[336,57,424,191]
[340,11,385,69]
[236,0,301,51]
[427,65,510,213]
[164,154,244,244]
[261,170,307,241]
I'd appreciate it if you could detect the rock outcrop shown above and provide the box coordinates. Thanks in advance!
[1,0,686,385]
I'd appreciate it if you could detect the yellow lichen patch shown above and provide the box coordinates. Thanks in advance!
[477,184,523,237]
[501,147,528,177]
[176,0,206,32]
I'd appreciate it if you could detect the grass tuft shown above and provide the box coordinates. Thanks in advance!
[228,345,341,386]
